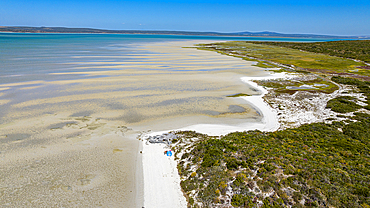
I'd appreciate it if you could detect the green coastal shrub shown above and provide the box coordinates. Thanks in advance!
[326,96,362,113]
[331,76,363,85]
[175,119,370,207]
[226,158,239,170]
[174,77,370,208]
[251,40,370,63]
[343,118,370,144]
[231,194,253,207]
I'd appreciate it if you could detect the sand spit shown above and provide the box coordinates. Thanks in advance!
[180,73,292,136]
[239,72,295,132]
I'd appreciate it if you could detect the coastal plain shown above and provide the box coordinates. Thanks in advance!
[0,40,271,207]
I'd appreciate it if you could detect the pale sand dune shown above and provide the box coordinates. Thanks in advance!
[0,40,272,207]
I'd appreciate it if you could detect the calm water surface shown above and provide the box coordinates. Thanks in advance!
[0,33,335,207]
[0,33,330,83]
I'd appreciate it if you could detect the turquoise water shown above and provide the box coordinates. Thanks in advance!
[0,33,345,207]
[0,33,333,84]
[0,33,340,124]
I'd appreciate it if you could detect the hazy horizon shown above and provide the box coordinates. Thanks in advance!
[2,25,370,37]
[1,0,370,36]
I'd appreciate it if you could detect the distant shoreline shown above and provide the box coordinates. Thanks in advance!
[0,31,321,40]
[1,26,368,39]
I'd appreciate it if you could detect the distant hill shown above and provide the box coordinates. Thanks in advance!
[0,26,369,39]
[235,31,370,39]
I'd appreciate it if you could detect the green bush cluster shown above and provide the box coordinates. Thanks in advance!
[326,96,362,113]
[231,194,254,207]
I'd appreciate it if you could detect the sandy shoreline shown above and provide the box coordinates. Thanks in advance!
[141,71,292,207]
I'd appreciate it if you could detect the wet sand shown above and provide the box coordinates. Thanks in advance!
[0,40,270,207]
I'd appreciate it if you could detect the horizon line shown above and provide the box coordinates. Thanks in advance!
[1,25,370,38]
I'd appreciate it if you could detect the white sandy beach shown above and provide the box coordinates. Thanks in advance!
[142,140,188,208]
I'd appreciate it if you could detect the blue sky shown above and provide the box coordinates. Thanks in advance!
[0,0,369,35]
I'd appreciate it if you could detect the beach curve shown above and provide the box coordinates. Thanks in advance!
[141,71,292,207]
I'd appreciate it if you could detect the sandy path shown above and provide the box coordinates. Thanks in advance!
[142,141,187,208]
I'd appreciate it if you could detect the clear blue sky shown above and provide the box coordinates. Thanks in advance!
[1,0,369,36]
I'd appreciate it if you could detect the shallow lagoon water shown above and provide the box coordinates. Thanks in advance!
[0,33,326,207]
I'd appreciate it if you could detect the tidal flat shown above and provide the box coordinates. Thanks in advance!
[0,39,270,207]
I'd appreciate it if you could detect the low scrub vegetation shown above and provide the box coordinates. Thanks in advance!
[173,77,370,208]
[326,96,362,113]
[250,40,370,63]
[197,41,366,74]
[175,117,370,207]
